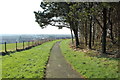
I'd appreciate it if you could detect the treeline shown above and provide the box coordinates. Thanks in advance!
[34,2,120,55]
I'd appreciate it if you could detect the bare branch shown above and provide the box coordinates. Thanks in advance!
[94,16,103,29]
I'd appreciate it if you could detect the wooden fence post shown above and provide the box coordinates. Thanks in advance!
[35,41,37,46]
[34,41,36,46]
[37,41,39,46]
[28,41,29,47]
[36,41,37,46]
[32,41,34,46]
[5,42,7,53]
[39,40,40,45]
[34,41,35,46]
[16,41,17,51]
[23,41,24,49]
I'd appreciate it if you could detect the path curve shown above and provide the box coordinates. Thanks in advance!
[45,41,85,79]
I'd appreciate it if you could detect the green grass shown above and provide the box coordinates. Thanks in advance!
[0,42,36,52]
[60,39,120,78]
[0,56,2,80]
[2,40,59,78]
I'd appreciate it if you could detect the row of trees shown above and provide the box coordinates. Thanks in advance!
[34,2,120,54]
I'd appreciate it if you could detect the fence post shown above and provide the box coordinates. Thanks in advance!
[23,41,24,49]
[5,42,7,53]
[32,41,33,47]
[16,41,17,51]
[28,41,29,47]
[36,41,37,46]
[34,41,36,46]
[39,40,40,45]
[34,41,35,46]
[35,41,37,46]
[37,41,39,46]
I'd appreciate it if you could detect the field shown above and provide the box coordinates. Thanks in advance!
[2,40,59,78]
[0,41,37,52]
[60,39,120,78]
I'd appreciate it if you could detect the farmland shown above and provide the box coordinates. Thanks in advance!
[0,34,71,52]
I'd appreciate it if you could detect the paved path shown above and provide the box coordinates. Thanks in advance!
[45,41,85,79]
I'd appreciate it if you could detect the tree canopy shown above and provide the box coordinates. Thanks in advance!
[34,2,120,55]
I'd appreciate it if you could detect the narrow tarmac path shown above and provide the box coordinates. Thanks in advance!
[45,41,85,79]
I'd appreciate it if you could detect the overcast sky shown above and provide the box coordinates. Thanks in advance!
[0,0,71,35]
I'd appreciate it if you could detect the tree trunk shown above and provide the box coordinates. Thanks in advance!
[73,29,79,48]
[92,22,95,46]
[116,4,120,57]
[85,20,88,46]
[102,8,107,54]
[70,28,74,45]
[88,2,93,49]
[110,20,114,43]
[108,8,114,43]
[89,16,92,49]
[69,20,79,48]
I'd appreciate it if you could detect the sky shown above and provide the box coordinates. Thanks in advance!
[0,0,71,35]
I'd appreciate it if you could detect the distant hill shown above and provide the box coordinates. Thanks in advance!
[0,34,71,44]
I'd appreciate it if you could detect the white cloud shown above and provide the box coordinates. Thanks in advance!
[0,0,70,34]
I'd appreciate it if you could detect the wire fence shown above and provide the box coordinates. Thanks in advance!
[0,39,53,54]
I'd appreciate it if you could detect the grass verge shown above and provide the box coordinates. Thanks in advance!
[2,40,59,78]
[60,39,119,79]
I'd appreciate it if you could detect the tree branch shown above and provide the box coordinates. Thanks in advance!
[94,16,103,29]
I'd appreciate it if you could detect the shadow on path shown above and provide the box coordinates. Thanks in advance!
[45,41,85,79]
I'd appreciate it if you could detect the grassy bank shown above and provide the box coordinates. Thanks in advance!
[2,40,59,78]
[60,39,119,78]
